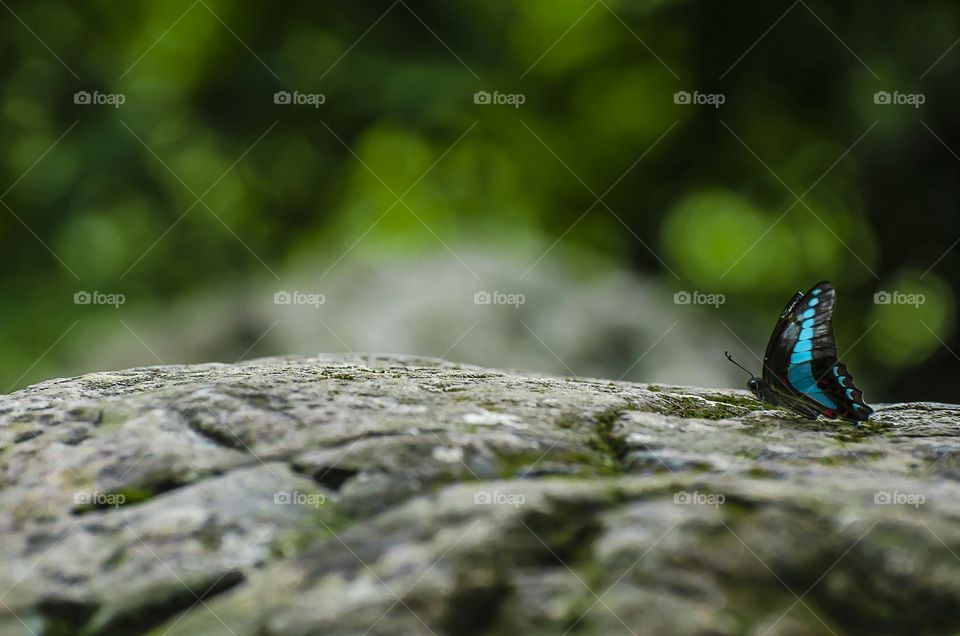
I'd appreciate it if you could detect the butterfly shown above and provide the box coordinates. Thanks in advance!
[725,281,874,423]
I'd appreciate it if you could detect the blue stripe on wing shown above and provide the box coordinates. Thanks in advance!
[785,291,837,409]
[787,363,837,408]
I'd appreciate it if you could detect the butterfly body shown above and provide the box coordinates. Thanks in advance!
[728,281,873,423]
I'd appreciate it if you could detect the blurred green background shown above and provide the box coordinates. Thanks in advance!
[1,0,958,402]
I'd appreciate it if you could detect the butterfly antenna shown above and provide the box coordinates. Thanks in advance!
[724,351,755,378]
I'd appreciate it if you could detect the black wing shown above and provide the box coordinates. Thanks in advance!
[762,281,873,422]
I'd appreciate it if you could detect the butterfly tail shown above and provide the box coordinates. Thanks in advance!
[826,362,873,421]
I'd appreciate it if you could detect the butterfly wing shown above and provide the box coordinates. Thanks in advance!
[758,291,819,417]
[762,281,873,422]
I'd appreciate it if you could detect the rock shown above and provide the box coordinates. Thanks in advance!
[0,353,958,635]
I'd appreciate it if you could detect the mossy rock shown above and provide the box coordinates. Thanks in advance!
[0,354,957,635]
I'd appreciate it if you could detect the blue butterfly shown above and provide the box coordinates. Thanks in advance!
[726,281,874,423]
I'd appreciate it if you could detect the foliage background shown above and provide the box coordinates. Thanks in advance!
[1,0,958,402]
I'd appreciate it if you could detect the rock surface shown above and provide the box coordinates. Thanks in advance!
[1,354,959,636]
